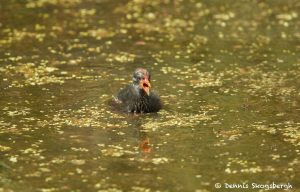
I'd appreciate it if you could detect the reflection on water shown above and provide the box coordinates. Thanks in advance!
[1,0,300,191]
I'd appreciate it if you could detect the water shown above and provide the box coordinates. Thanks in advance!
[0,0,299,191]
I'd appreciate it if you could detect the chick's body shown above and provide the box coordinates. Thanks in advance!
[114,68,162,113]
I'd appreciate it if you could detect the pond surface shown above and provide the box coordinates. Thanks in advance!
[1,0,300,191]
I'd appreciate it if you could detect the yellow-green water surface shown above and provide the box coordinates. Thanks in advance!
[0,0,300,191]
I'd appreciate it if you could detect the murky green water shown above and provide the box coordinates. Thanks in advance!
[1,0,300,191]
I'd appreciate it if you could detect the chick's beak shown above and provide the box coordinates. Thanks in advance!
[140,78,151,95]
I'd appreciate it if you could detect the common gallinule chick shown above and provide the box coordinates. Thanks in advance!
[113,68,162,113]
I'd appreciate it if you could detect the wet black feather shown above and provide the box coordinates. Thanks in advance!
[116,84,162,113]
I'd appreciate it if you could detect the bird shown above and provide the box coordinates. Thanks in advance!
[112,68,162,113]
